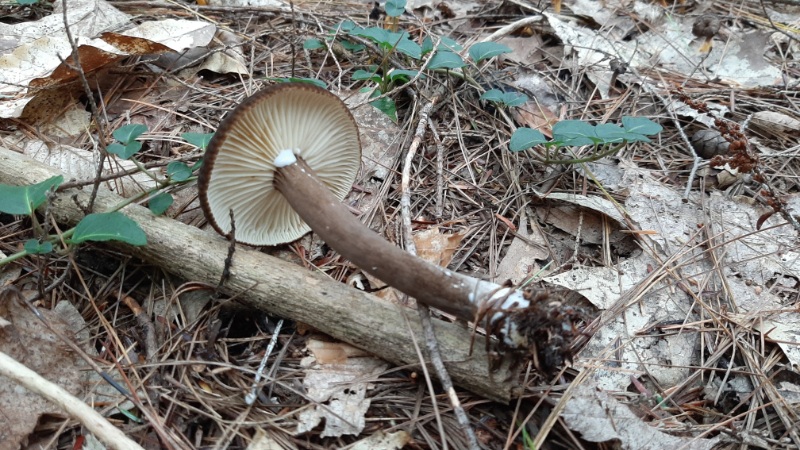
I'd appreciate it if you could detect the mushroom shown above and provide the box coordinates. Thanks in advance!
[199,83,535,349]
[198,83,361,246]
[691,14,721,54]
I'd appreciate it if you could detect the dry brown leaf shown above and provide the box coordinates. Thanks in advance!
[306,339,371,365]
[248,429,298,450]
[0,292,93,449]
[297,338,388,437]
[497,36,547,66]
[562,382,719,449]
[350,430,412,450]
[495,214,548,285]
[510,74,560,137]
[413,226,466,267]
[369,282,404,304]
[750,111,800,135]
[512,105,557,139]
[1,12,219,121]
[190,30,249,75]
[538,205,625,245]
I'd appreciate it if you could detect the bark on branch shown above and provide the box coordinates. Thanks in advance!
[0,148,517,402]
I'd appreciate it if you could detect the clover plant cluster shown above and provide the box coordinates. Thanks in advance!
[0,130,213,265]
[0,175,146,262]
[299,0,663,162]
[303,0,516,122]
[510,117,663,163]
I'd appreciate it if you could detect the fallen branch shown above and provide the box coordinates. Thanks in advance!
[0,147,516,402]
[0,351,144,450]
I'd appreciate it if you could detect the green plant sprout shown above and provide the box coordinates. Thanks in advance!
[304,21,365,54]
[347,21,424,121]
[269,77,327,89]
[468,42,513,62]
[348,28,512,119]
[481,89,528,108]
[305,19,657,164]
[303,6,506,121]
[352,67,422,86]
[107,124,147,159]
[0,175,146,265]
[350,27,421,59]
[105,123,168,192]
[303,8,515,122]
[510,117,663,164]
[0,131,213,266]
[181,132,214,151]
[107,125,209,209]
[352,66,425,121]
[384,0,406,17]
[421,35,463,54]
[145,131,212,215]
[303,38,324,50]
[519,419,536,449]
[384,0,406,32]
[426,50,465,70]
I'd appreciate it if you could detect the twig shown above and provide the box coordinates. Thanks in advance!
[61,0,109,213]
[532,368,588,449]
[429,120,445,219]
[0,351,145,450]
[289,0,297,77]
[245,319,284,405]
[312,17,344,91]
[219,209,236,291]
[121,294,158,364]
[649,84,704,199]
[66,261,185,449]
[400,94,480,450]
[0,149,516,401]
[479,15,544,43]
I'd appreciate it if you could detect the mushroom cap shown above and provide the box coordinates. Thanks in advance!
[198,83,361,245]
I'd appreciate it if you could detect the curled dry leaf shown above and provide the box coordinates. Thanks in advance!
[23,140,158,194]
[750,111,800,135]
[537,204,628,245]
[537,191,628,227]
[510,74,560,137]
[350,431,412,450]
[297,339,388,438]
[413,226,466,268]
[1,10,220,121]
[495,213,549,285]
[562,382,719,449]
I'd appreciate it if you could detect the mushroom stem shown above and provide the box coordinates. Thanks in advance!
[273,157,519,324]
